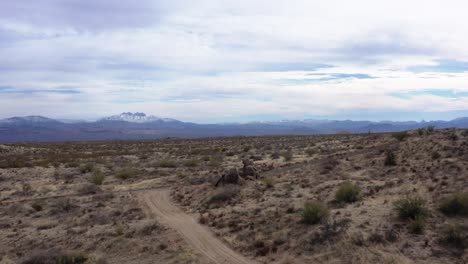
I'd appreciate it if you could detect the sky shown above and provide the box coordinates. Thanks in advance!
[1,0,468,123]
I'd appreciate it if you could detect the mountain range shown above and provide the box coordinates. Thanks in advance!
[1,112,468,143]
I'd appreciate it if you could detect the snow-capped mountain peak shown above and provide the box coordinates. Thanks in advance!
[100,112,179,123]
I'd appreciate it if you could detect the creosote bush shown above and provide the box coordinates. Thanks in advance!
[207,185,240,205]
[300,201,329,225]
[159,159,177,168]
[21,251,87,264]
[335,181,360,203]
[183,159,199,167]
[394,195,428,221]
[408,216,425,234]
[305,148,315,157]
[115,168,138,180]
[384,151,397,166]
[392,131,408,141]
[88,172,105,185]
[281,151,293,161]
[439,192,468,216]
[79,163,94,174]
[262,177,274,189]
[439,224,466,248]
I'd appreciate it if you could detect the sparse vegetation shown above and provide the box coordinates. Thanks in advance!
[392,131,408,141]
[408,216,425,234]
[1,128,467,263]
[79,163,94,174]
[21,251,87,264]
[335,181,360,203]
[394,195,428,221]
[438,224,466,248]
[183,159,199,167]
[281,150,293,161]
[88,171,105,185]
[159,159,177,168]
[439,192,468,216]
[116,168,138,180]
[207,185,240,205]
[300,201,329,225]
[384,151,397,166]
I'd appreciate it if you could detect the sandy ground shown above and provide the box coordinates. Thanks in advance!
[136,189,255,264]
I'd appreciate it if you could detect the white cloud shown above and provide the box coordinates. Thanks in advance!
[1,0,468,121]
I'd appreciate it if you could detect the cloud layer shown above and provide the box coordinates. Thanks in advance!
[1,0,468,122]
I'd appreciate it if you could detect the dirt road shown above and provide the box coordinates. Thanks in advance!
[136,189,255,264]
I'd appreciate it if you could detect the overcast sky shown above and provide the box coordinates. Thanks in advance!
[1,0,468,122]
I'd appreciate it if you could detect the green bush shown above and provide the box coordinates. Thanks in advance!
[417,128,425,136]
[159,159,177,168]
[392,131,408,141]
[305,148,315,157]
[439,224,466,248]
[408,216,425,234]
[300,201,329,225]
[384,151,397,166]
[21,251,87,264]
[207,185,240,205]
[281,151,293,161]
[263,178,274,189]
[463,129,468,137]
[394,195,428,221]
[335,181,360,203]
[183,159,199,167]
[79,163,94,174]
[115,168,138,180]
[439,192,468,216]
[88,172,105,185]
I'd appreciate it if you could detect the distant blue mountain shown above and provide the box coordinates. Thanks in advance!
[0,113,467,143]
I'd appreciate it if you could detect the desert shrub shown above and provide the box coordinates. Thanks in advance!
[417,128,425,136]
[79,163,94,174]
[183,159,199,167]
[31,201,43,212]
[21,251,87,264]
[439,224,466,248]
[140,221,161,236]
[408,216,425,234]
[392,131,408,141]
[208,155,223,167]
[115,168,138,180]
[394,195,428,221]
[243,146,251,152]
[207,185,240,205]
[439,192,468,216]
[88,172,105,185]
[263,178,274,188]
[384,151,397,166]
[335,182,360,203]
[53,198,75,213]
[208,160,222,167]
[77,183,101,195]
[448,133,458,141]
[300,201,329,225]
[427,125,435,133]
[281,151,293,161]
[431,151,441,160]
[159,159,177,168]
[463,129,468,137]
[305,148,315,157]
[270,152,280,159]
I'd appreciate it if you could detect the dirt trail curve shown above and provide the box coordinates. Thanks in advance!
[136,189,256,264]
